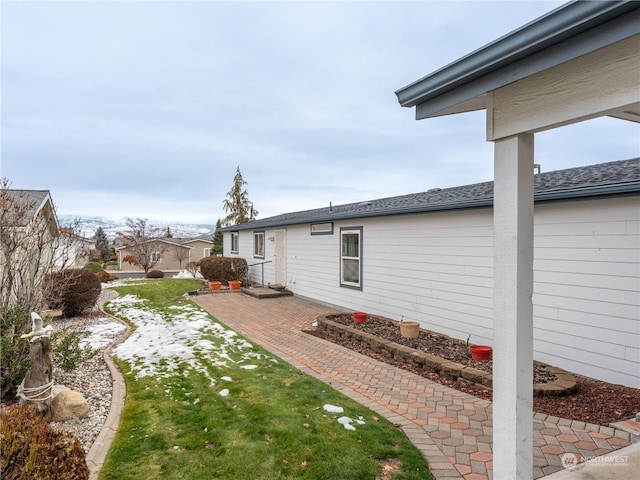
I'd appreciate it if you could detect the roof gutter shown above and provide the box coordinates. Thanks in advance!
[395,1,640,112]
[221,182,640,232]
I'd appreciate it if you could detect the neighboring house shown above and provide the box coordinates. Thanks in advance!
[220,158,640,388]
[55,229,96,269]
[0,189,60,309]
[116,234,213,272]
[180,234,214,263]
[116,239,192,271]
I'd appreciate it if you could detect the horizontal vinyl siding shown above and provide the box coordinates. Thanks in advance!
[222,195,639,387]
[362,211,494,343]
[532,197,639,386]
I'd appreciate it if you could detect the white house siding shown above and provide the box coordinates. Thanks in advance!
[225,195,639,387]
[532,196,639,387]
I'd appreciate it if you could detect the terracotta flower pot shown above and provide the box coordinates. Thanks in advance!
[228,280,242,291]
[353,312,367,323]
[208,281,222,291]
[470,345,492,361]
[399,321,420,338]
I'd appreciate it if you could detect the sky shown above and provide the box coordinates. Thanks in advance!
[2,0,639,226]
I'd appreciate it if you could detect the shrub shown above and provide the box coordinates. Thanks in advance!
[230,257,248,282]
[197,257,247,284]
[0,404,89,480]
[51,329,98,372]
[44,269,102,318]
[146,270,164,279]
[197,256,229,282]
[105,260,118,266]
[83,261,103,273]
[0,306,30,401]
[95,270,118,283]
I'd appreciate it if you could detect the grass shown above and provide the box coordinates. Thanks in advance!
[100,279,433,480]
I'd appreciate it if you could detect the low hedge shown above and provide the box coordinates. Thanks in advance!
[146,270,165,279]
[197,257,247,284]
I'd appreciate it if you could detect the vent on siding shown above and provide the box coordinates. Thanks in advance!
[310,222,334,235]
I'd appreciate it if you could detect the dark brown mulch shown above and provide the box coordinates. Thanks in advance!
[307,314,640,426]
[324,314,556,382]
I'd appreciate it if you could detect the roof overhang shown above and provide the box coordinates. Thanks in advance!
[395,1,640,122]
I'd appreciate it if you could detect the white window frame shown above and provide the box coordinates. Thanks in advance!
[230,231,239,253]
[203,247,211,257]
[253,231,265,258]
[151,251,162,263]
[340,227,362,289]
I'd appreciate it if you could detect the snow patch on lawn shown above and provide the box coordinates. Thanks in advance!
[79,319,127,349]
[323,405,365,430]
[110,294,269,386]
[323,404,344,413]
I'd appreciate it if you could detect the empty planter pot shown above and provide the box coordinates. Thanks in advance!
[228,280,242,290]
[208,281,222,291]
[353,312,367,323]
[399,321,420,338]
[469,345,492,361]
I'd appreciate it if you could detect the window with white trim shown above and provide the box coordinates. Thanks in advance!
[253,231,265,258]
[204,248,211,257]
[340,227,362,289]
[230,231,239,253]
[151,251,162,263]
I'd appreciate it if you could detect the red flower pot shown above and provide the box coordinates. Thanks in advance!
[208,281,222,291]
[470,345,492,361]
[353,312,367,323]
[228,280,242,291]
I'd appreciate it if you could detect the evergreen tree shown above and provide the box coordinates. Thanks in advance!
[212,218,223,255]
[94,226,109,250]
[222,166,258,226]
[94,226,110,261]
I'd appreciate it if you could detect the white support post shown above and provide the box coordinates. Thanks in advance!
[492,133,535,479]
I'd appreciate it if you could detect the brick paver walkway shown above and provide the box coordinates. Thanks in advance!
[193,293,632,480]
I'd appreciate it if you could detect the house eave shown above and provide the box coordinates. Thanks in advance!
[395,1,640,118]
[222,182,640,232]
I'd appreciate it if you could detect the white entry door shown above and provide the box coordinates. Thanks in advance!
[274,229,286,285]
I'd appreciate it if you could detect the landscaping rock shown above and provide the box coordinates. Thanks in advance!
[51,386,90,422]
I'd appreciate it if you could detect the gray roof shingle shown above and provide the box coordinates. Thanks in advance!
[3,190,52,227]
[223,158,640,231]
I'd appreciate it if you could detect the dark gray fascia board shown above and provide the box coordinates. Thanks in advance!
[220,182,640,232]
[395,1,640,116]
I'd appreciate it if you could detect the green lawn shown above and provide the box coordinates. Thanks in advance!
[100,279,432,480]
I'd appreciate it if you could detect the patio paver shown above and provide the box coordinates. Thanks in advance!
[193,293,632,480]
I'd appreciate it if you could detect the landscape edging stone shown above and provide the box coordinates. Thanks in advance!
[316,315,577,396]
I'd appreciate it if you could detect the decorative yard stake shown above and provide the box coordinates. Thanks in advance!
[18,312,54,412]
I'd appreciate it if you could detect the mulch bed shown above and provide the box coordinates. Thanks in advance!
[306,314,640,426]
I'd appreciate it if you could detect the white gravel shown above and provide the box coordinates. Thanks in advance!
[50,288,124,454]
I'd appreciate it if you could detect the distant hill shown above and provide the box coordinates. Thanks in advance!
[58,215,215,240]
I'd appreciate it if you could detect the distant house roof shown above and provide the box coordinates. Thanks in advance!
[3,189,58,230]
[115,238,192,251]
[181,234,213,243]
[222,158,640,231]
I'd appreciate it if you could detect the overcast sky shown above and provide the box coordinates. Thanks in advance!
[2,0,639,226]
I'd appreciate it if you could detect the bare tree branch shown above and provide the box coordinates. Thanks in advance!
[116,217,168,273]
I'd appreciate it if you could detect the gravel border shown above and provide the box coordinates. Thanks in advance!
[50,288,124,454]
